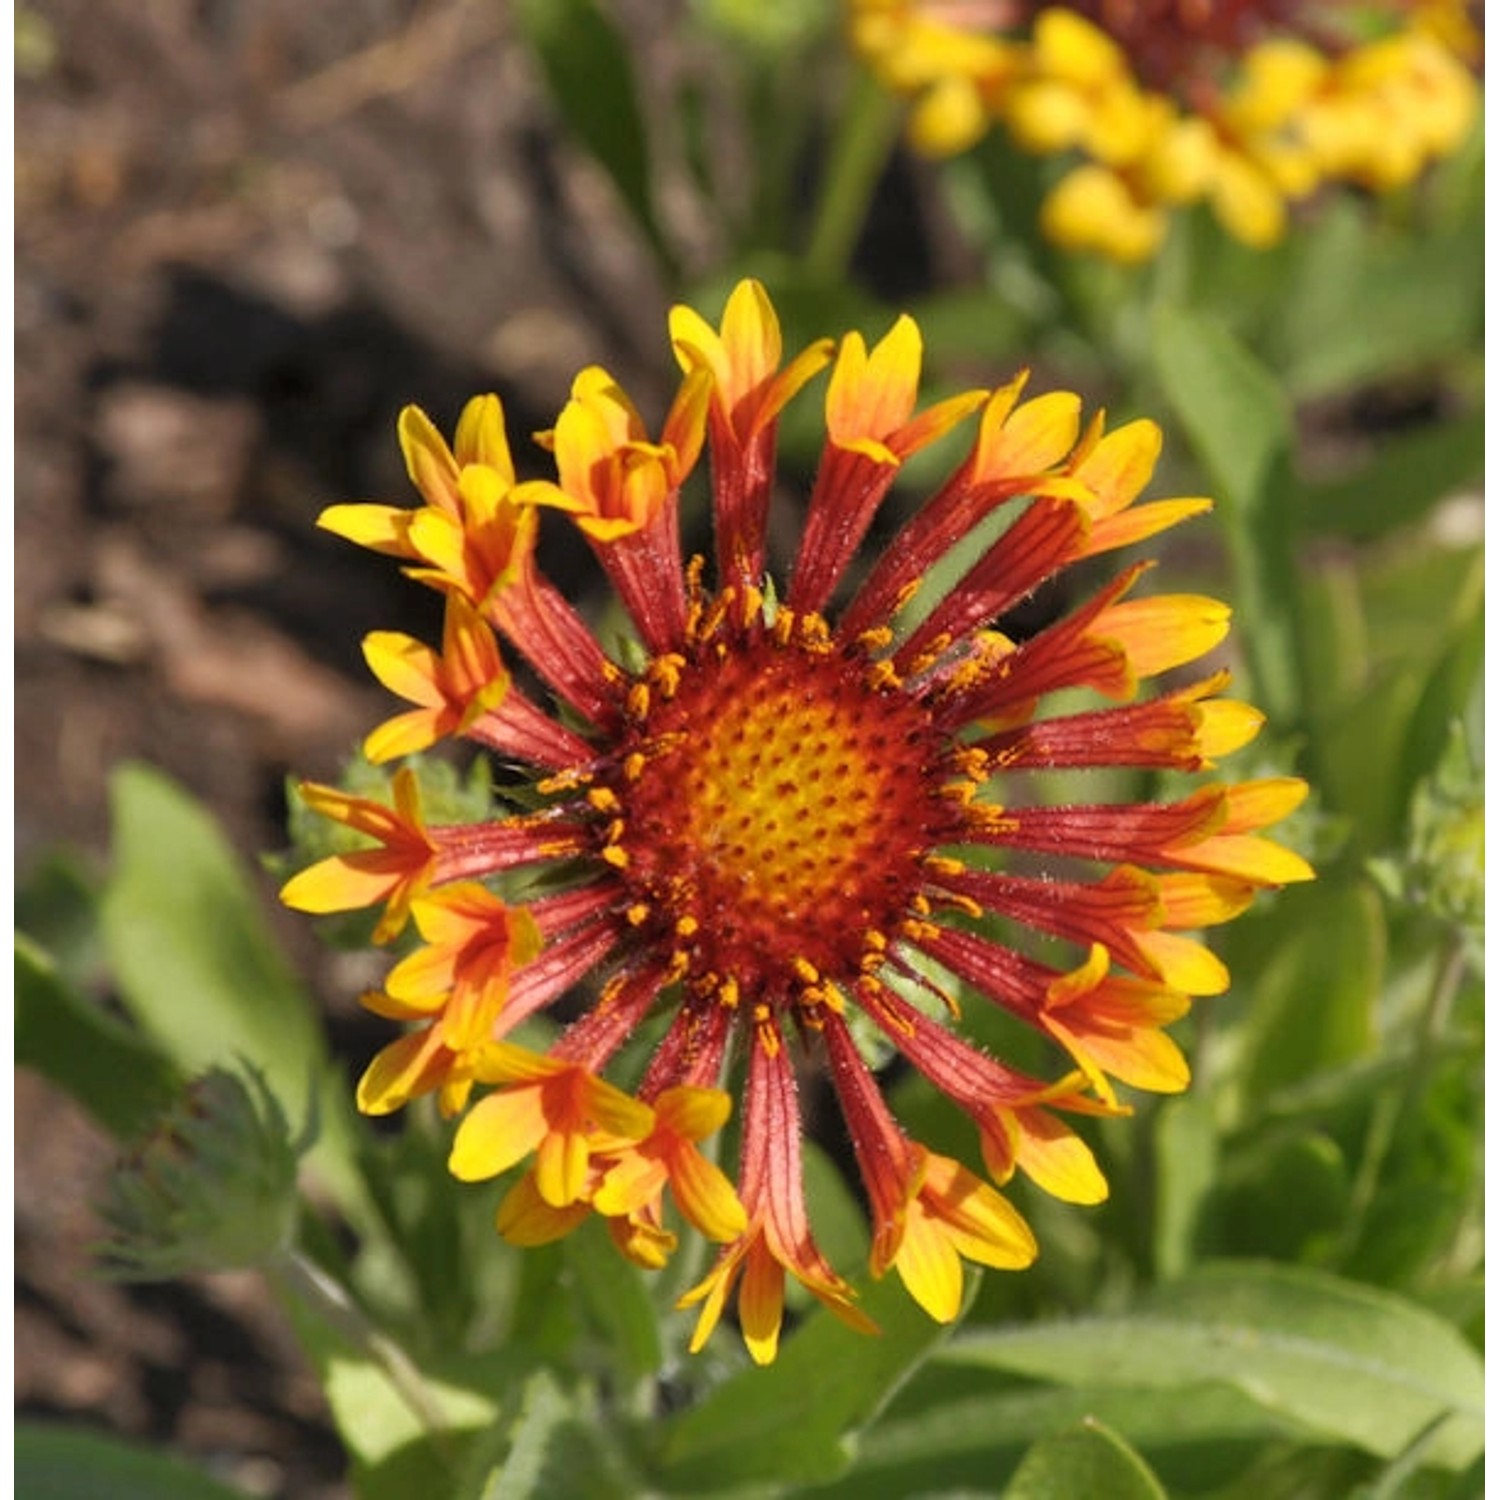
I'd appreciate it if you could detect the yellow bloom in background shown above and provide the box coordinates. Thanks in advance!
[284,279,1312,1363]
[846,0,1481,260]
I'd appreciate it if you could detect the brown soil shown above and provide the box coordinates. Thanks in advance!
[15,2,708,1493]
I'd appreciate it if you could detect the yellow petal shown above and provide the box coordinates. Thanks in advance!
[398,405,462,514]
[1072,418,1161,515]
[739,1238,788,1366]
[893,1210,964,1322]
[453,393,515,482]
[1222,777,1309,831]
[363,631,443,706]
[719,277,781,395]
[278,851,401,916]
[363,709,446,764]
[383,940,459,1005]
[654,1085,732,1141]
[668,1146,748,1241]
[827,316,922,444]
[318,503,417,556]
[496,1173,589,1246]
[534,1125,591,1207]
[1100,594,1232,676]
[976,389,1081,479]
[1195,698,1265,758]
[1183,834,1317,885]
[1009,1107,1110,1204]
[357,1029,443,1116]
[448,1089,546,1181]
[1134,929,1231,996]
[1157,872,1256,927]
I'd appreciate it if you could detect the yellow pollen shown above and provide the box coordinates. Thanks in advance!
[626,903,650,926]
[893,578,924,612]
[538,768,590,795]
[587,786,621,813]
[649,654,686,696]
[950,746,990,780]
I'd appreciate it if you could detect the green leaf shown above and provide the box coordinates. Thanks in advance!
[1002,1418,1168,1500]
[940,1261,1484,1469]
[100,763,322,1102]
[1221,879,1384,1106]
[514,0,672,271]
[15,1424,250,1500]
[1398,607,1483,817]
[16,935,184,1140]
[651,1271,957,1490]
[1272,204,1482,398]
[15,845,105,990]
[812,1377,1308,1499]
[1152,1092,1218,1280]
[274,1258,514,1500]
[98,763,366,1215]
[471,1370,636,1500]
[1150,305,1301,724]
[565,1218,662,1385]
[1208,1129,1351,1262]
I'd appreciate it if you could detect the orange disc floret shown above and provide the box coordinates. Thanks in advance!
[609,618,960,999]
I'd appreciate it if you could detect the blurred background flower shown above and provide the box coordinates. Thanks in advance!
[848,0,1481,259]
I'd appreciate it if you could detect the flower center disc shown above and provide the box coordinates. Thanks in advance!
[615,628,951,999]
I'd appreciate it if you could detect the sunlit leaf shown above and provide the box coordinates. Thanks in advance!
[941,1261,1483,1468]
[98,763,367,1217]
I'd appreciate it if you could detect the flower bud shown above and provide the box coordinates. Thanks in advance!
[96,1064,302,1280]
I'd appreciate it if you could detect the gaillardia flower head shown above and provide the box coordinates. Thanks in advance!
[283,279,1312,1363]
[847,0,1480,260]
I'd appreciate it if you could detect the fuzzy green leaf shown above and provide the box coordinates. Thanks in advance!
[941,1262,1483,1469]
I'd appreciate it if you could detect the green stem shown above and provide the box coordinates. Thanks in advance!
[269,1247,456,1462]
[803,69,904,283]
[1340,929,1468,1257]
